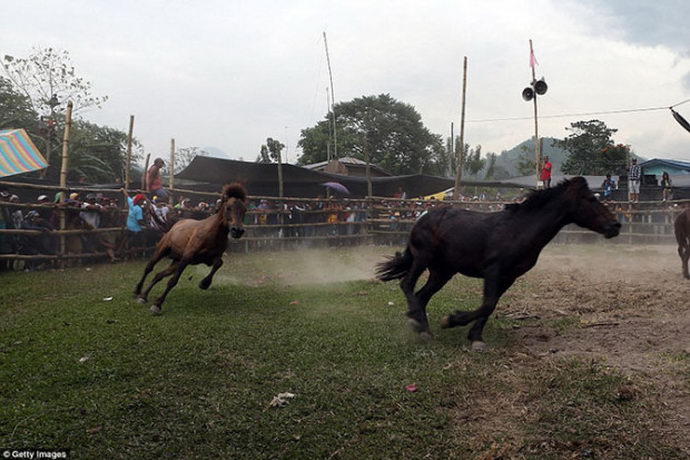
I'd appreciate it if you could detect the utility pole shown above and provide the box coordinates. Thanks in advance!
[323,31,338,159]
[452,57,468,200]
[125,115,134,191]
[450,122,454,177]
[530,39,541,185]
[326,86,332,162]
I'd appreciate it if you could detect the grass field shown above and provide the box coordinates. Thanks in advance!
[1,246,687,458]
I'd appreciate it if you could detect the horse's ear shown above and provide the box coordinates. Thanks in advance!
[569,176,589,190]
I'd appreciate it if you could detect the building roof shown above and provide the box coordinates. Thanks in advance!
[302,156,392,175]
[639,158,690,171]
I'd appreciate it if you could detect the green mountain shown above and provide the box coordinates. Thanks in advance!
[493,137,567,178]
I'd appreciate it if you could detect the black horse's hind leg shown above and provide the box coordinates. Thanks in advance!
[442,270,514,349]
[400,258,429,334]
[134,247,170,297]
[411,269,453,335]
[199,256,223,290]
[138,261,179,303]
[679,243,690,279]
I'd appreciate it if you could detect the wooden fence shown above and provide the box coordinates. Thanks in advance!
[1,179,687,269]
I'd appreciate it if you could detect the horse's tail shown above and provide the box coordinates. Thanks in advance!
[376,246,413,282]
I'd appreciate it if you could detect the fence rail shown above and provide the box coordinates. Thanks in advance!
[1,184,687,269]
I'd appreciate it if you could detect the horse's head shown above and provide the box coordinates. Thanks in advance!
[221,183,248,239]
[565,177,620,238]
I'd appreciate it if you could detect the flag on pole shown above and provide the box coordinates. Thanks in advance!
[529,49,538,68]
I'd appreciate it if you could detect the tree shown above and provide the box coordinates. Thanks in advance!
[484,152,497,179]
[175,146,209,174]
[256,138,285,163]
[297,94,443,175]
[516,144,536,176]
[462,144,485,177]
[556,120,630,175]
[68,120,141,183]
[0,76,38,131]
[2,48,109,172]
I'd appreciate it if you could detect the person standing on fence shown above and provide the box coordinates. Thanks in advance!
[540,156,553,189]
[146,158,169,200]
[628,158,642,203]
[661,171,673,202]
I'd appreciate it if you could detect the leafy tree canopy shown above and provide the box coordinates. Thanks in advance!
[297,94,443,175]
[556,120,631,175]
[256,137,285,163]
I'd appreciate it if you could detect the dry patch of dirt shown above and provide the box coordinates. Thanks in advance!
[497,244,690,453]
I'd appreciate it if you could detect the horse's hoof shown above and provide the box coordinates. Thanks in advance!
[407,318,425,333]
[150,305,162,315]
[199,280,211,290]
[440,316,452,329]
[419,331,434,341]
[470,341,488,352]
[136,297,147,305]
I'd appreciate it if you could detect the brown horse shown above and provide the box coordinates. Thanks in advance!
[675,207,690,279]
[134,183,248,314]
[377,177,621,350]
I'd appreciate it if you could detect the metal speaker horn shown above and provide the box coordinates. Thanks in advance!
[534,78,548,95]
[522,87,534,101]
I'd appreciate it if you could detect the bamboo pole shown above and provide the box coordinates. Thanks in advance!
[141,153,151,191]
[452,56,468,200]
[124,115,134,191]
[529,40,541,187]
[58,101,73,261]
[277,145,284,198]
[169,138,175,192]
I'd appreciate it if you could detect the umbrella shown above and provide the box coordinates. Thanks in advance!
[322,181,350,194]
[0,129,47,178]
[671,109,690,135]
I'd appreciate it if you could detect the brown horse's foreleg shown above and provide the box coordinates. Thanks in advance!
[139,261,179,303]
[151,260,189,314]
[400,258,429,334]
[134,246,170,297]
[199,256,223,290]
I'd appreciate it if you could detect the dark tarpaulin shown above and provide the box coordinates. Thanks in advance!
[671,109,690,134]
[175,156,461,198]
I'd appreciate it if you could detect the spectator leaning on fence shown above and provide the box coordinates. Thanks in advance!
[602,174,616,202]
[121,189,147,248]
[628,158,641,203]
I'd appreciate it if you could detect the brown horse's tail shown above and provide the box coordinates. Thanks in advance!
[376,247,413,281]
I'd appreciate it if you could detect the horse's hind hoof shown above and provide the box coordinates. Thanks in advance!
[150,305,162,315]
[407,318,425,333]
[136,297,147,305]
[470,341,488,352]
[440,315,452,329]
[199,280,211,290]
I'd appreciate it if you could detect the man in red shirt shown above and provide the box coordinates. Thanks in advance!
[540,155,553,189]
[146,158,168,200]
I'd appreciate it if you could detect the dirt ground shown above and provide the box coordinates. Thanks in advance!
[502,244,690,449]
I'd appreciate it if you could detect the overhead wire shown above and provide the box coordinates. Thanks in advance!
[466,97,690,124]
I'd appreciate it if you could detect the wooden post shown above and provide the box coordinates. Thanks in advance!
[529,40,541,186]
[277,145,284,198]
[365,146,373,198]
[452,56,468,200]
[124,115,134,191]
[450,121,454,177]
[169,138,175,191]
[58,101,73,260]
[141,154,151,191]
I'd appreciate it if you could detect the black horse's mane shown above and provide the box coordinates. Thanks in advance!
[505,177,582,213]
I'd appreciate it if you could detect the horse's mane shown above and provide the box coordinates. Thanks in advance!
[505,177,586,213]
[223,182,247,201]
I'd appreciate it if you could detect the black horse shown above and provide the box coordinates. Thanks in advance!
[674,208,690,279]
[376,177,621,350]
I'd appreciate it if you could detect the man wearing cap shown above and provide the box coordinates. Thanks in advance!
[121,189,148,253]
[146,158,169,200]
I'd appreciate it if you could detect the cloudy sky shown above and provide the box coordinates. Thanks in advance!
[4,0,690,163]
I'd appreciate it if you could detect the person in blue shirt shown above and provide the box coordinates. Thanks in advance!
[601,174,616,202]
[121,189,148,254]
